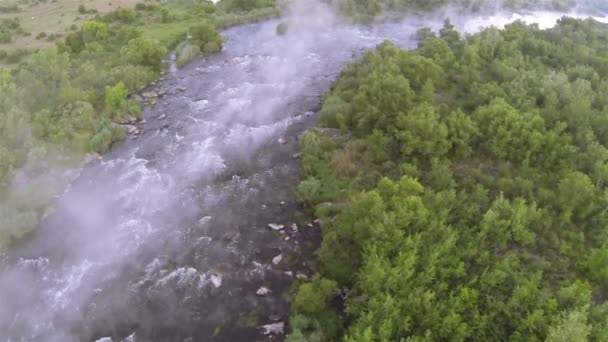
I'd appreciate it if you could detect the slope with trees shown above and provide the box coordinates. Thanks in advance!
[290,17,608,341]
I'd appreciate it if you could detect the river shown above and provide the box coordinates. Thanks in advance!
[0,2,605,341]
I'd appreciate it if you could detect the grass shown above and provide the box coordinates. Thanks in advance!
[0,0,140,54]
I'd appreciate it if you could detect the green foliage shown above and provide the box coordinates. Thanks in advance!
[105,82,128,112]
[189,21,223,54]
[291,17,608,341]
[290,276,342,340]
[223,0,275,12]
[120,37,167,72]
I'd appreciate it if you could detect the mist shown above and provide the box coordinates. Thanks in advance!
[0,0,606,340]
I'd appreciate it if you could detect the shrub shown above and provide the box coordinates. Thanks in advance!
[105,82,128,112]
[176,41,201,68]
[0,30,12,43]
[135,2,146,10]
[5,49,28,64]
[0,50,7,60]
[276,22,288,35]
[189,21,223,54]
[160,7,172,23]
[116,8,136,23]
[78,4,87,14]
[120,37,167,71]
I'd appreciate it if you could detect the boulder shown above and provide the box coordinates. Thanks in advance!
[268,224,284,231]
[272,254,283,265]
[121,115,136,124]
[130,94,143,102]
[260,322,284,336]
[278,137,287,144]
[123,125,138,135]
[256,286,271,296]
[142,91,158,98]
[157,114,167,120]
[210,274,222,288]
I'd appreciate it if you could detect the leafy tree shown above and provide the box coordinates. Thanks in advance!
[120,37,167,71]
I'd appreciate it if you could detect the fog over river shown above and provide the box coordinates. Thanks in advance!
[0,1,606,341]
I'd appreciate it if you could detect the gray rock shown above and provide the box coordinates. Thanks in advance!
[256,286,271,296]
[157,114,167,120]
[130,94,143,102]
[142,91,158,98]
[272,254,283,265]
[268,224,284,231]
[292,153,301,159]
[210,274,222,288]
[123,125,138,135]
[260,322,284,336]
[81,153,101,167]
[278,137,287,144]
[296,272,308,280]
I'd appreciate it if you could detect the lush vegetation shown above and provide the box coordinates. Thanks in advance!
[290,17,608,341]
[0,0,279,250]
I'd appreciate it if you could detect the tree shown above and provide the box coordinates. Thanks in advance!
[105,82,128,112]
[189,21,223,54]
[546,309,591,342]
[120,37,167,71]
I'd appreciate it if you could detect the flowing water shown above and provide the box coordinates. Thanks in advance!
[1,3,606,341]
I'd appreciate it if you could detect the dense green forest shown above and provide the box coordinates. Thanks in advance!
[0,0,278,250]
[290,17,608,341]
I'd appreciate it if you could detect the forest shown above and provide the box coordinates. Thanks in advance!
[289,17,608,341]
[0,0,278,250]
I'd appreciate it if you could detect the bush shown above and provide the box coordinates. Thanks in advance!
[189,21,223,54]
[135,2,146,10]
[276,22,288,35]
[159,7,172,23]
[5,49,28,64]
[0,30,12,43]
[120,37,167,71]
[78,4,87,14]
[176,41,201,68]
[0,50,7,60]
[116,8,136,23]
[105,82,128,112]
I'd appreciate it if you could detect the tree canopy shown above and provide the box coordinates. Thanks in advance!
[290,17,608,342]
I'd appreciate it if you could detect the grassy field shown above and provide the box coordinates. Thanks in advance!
[0,0,140,51]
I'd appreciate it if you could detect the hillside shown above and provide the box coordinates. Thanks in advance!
[290,16,608,341]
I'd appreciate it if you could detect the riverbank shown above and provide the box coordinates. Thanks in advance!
[288,14,608,341]
[0,1,283,253]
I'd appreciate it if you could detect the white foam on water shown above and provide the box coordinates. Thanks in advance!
[46,260,96,310]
